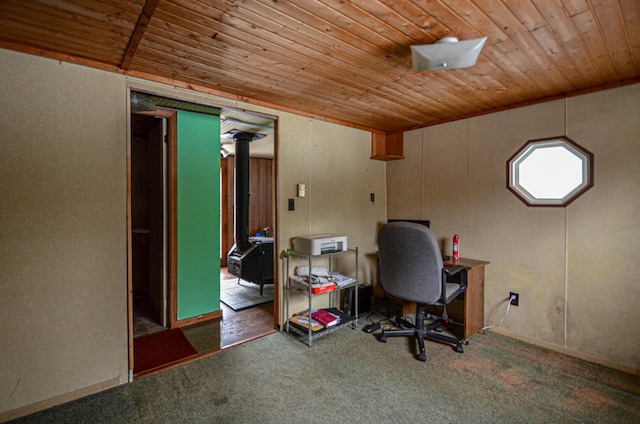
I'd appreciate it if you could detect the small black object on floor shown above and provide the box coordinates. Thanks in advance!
[363,322,381,333]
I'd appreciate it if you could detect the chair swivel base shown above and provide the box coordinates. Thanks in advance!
[379,311,466,361]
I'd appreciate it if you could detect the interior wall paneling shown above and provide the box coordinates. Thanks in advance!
[0,49,128,418]
[249,157,274,237]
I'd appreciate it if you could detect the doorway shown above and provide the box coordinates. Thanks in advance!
[128,94,277,378]
[131,111,171,337]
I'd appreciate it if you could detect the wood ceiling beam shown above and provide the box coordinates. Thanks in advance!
[121,0,161,70]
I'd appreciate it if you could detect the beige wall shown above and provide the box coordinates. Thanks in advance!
[276,115,387,316]
[0,50,129,417]
[387,84,640,374]
[0,48,387,418]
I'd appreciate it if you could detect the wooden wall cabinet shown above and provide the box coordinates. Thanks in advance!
[371,131,405,161]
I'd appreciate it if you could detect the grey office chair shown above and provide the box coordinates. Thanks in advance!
[377,221,468,361]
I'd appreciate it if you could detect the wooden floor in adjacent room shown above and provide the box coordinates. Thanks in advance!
[133,270,276,378]
[184,300,275,355]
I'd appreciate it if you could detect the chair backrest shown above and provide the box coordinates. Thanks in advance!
[378,221,444,304]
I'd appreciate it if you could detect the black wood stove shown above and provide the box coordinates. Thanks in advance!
[226,131,274,295]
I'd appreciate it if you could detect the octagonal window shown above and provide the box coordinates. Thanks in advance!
[507,136,594,206]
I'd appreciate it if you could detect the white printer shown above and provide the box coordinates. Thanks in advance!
[293,234,348,255]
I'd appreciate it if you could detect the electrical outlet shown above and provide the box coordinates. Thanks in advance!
[509,292,519,306]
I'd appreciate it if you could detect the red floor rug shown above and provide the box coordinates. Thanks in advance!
[134,328,199,376]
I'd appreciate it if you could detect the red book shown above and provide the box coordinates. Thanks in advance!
[311,309,340,327]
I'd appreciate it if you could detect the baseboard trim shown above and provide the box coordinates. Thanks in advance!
[170,309,222,328]
[0,376,121,422]
[489,328,639,376]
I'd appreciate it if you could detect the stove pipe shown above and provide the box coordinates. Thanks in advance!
[233,132,253,253]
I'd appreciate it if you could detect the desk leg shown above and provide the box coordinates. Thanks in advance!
[463,265,485,338]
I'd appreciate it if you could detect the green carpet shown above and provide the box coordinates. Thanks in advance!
[10,320,640,423]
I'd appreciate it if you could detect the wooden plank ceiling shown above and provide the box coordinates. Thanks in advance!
[0,0,638,134]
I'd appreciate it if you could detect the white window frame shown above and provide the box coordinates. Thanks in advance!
[507,136,594,207]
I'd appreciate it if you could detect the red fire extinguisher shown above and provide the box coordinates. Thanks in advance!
[453,234,460,262]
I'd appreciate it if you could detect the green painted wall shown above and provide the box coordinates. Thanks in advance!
[176,110,221,320]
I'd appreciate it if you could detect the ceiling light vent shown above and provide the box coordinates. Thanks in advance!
[130,91,156,112]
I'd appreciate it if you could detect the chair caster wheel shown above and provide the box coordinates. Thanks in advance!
[379,335,387,343]
[464,340,470,345]
[417,353,426,362]
[455,342,464,353]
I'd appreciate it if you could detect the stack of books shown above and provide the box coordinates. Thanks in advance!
[289,314,324,332]
[311,309,341,327]
[289,308,346,332]
[289,275,336,294]
[327,272,356,287]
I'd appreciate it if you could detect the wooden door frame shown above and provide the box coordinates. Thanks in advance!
[221,157,231,267]
[163,109,178,327]
[127,106,177,375]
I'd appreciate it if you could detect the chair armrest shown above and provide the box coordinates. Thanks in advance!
[443,265,468,293]
[445,265,466,276]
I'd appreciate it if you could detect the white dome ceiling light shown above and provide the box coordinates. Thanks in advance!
[411,36,488,72]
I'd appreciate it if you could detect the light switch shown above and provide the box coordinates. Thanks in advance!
[297,184,306,197]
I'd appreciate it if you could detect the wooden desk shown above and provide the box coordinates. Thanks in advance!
[400,257,489,340]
